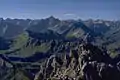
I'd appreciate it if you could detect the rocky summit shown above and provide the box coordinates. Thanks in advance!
[34,42,120,80]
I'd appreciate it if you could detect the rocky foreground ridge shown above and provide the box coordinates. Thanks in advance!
[34,42,120,80]
[0,40,120,80]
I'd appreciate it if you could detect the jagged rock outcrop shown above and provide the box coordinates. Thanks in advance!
[34,43,120,80]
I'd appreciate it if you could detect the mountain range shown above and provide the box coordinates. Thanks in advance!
[0,16,120,52]
[0,16,120,80]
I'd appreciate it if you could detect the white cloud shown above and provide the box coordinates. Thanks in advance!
[63,13,79,19]
[64,13,76,16]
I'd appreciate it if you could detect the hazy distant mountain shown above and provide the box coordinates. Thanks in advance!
[0,18,29,38]
[0,16,120,51]
[28,16,60,33]
[0,16,119,40]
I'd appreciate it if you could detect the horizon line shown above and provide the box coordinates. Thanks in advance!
[0,16,119,21]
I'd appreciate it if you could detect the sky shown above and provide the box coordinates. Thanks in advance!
[0,0,120,20]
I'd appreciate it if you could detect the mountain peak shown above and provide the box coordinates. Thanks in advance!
[47,16,56,20]
[46,16,60,22]
[0,18,4,21]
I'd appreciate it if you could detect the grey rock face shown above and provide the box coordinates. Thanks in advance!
[34,43,120,80]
